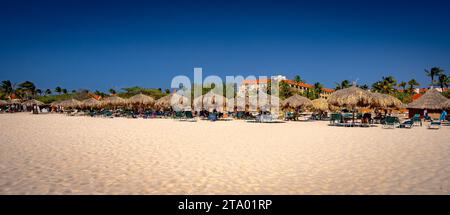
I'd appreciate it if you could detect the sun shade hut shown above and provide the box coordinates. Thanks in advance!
[193,91,227,112]
[441,99,450,110]
[101,95,127,107]
[7,99,22,104]
[58,99,82,108]
[0,100,8,105]
[281,94,313,110]
[127,93,155,106]
[155,93,190,111]
[370,92,403,109]
[327,86,373,109]
[407,88,448,118]
[312,98,329,112]
[22,99,44,106]
[81,98,102,109]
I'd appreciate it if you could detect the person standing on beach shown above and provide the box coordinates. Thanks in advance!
[440,110,448,122]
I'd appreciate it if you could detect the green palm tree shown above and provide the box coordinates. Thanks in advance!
[45,89,52,95]
[398,81,407,91]
[1,80,15,97]
[18,81,37,99]
[438,74,448,91]
[36,89,42,96]
[371,76,397,94]
[425,67,444,86]
[407,79,420,94]
[109,88,116,95]
[293,75,304,83]
[62,89,68,94]
[335,80,350,90]
[55,86,62,95]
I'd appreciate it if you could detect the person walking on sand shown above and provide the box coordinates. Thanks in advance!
[440,110,448,122]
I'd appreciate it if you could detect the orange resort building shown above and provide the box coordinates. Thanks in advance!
[238,75,335,99]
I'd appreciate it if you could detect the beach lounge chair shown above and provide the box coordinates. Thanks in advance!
[399,119,414,129]
[184,111,197,122]
[428,120,441,129]
[412,114,422,126]
[382,116,399,129]
[208,113,218,121]
[284,112,295,121]
[329,113,343,126]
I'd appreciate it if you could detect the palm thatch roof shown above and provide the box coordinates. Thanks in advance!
[81,98,102,108]
[155,93,190,111]
[312,98,328,111]
[407,88,448,110]
[7,99,22,104]
[127,93,155,105]
[22,99,44,106]
[0,100,7,105]
[442,99,450,110]
[193,91,227,111]
[370,92,403,109]
[327,86,372,108]
[281,94,313,109]
[58,99,82,108]
[101,95,127,106]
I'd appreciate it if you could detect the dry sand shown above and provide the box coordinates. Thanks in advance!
[0,113,449,194]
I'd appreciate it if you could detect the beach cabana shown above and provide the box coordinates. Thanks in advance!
[7,99,22,104]
[22,99,44,106]
[370,92,403,109]
[193,91,227,112]
[101,95,127,107]
[58,99,82,108]
[127,93,155,106]
[442,99,450,110]
[312,98,329,112]
[327,86,373,109]
[81,98,102,109]
[155,93,190,111]
[327,86,374,124]
[407,88,448,119]
[281,94,313,110]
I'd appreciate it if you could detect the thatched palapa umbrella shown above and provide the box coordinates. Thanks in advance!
[407,88,448,110]
[370,92,403,109]
[281,94,313,110]
[81,98,102,108]
[58,99,82,108]
[127,93,155,106]
[327,86,374,124]
[0,100,8,105]
[155,93,190,111]
[102,95,127,107]
[22,99,44,106]
[441,99,450,110]
[193,91,227,112]
[312,98,329,112]
[7,99,22,104]
[327,86,373,108]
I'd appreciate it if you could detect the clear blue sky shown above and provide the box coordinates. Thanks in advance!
[1,0,449,91]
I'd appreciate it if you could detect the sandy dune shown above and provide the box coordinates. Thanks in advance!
[0,113,449,194]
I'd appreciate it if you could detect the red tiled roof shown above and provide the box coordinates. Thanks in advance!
[241,78,335,92]
[282,80,314,88]
[322,88,335,93]
[412,93,422,101]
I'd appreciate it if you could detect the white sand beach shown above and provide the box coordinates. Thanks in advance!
[0,113,449,194]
